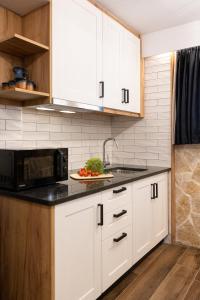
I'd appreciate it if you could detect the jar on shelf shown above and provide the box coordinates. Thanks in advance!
[16,79,27,89]
[2,82,9,90]
[27,80,36,91]
[8,80,16,90]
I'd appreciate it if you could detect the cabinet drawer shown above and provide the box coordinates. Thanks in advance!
[102,201,131,240]
[102,184,131,213]
[102,225,132,292]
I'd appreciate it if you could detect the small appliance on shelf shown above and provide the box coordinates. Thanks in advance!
[1,66,36,91]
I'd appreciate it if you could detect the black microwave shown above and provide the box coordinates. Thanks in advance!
[0,148,68,191]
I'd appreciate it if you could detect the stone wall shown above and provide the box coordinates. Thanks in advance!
[176,145,200,247]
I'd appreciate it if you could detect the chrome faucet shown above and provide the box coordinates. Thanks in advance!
[103,138,118,168]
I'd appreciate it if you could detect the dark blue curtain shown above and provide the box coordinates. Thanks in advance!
[175,46,200,144]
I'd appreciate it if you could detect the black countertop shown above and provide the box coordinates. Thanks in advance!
[0,164,170,206]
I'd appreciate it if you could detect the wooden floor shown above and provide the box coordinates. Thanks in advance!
[99,243,200,300]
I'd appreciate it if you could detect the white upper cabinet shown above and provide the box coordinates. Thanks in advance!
[102,13,141,113]
[52,0,103,107]
[52,0,141,113]
[120,29,141,113]
[102,14,121,110]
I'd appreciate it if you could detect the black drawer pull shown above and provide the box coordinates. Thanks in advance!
[125,89,130,104]
[113,187,127,194]
[122,88,126,103]
[151,183,155,199]
[155,183,158,198]
[113,210,127,218]
[98,204,104,226]
[99,81,104,98]
[113,232,127,243]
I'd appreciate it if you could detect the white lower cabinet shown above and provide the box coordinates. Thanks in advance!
[132,173,169,264]
[101,184,132,291]
[152,174,169,246]
[132,178,153,263]
[102,225,132,291]
[55,173,168,300]
[55,194,102,300]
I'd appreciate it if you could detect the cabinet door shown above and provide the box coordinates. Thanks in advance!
[52,0,102,107]
[102,14,121,110]
[132,178,152,263]
[120,30,141,113]
[102,225,132,291]
[152,173,168,246]
[55,194,101,300]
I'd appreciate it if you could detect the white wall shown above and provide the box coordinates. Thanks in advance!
[142,21,200,57]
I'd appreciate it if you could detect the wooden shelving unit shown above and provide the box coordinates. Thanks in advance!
[0,88,49,101]
[0,3,51,105]
[0,34,49,57]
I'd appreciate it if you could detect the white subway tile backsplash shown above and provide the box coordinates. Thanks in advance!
[0,120,5,130]
[37,123,49,132]
[158,71,170,79]
[0,109,22,120]
[36,115,50,124]
[6,120,22,131]
[23,113,37,123]
[23,131,49,141]
[135,152,158,160]
[50,132,71,141]
[23,122,37,131]
[145,78,170,87]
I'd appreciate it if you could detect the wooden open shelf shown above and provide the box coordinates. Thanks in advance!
[0,88,49,101]
[0,34,49,57]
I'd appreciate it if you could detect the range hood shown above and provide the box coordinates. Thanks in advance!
[32,98,103,113]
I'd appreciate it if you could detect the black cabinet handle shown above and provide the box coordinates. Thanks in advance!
[151,183,155,199]
[151,183,158,199]
[125,89,129,104]
[155,183,158,198]
[99,81,104,98]
[113,187,127,194]
[113,232,127,243]
[122,88,126,103]
[98,204,103,226]
[113,209,127,218]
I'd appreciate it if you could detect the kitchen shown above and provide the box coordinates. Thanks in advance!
[0,0,199,299]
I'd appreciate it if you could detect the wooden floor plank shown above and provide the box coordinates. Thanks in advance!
[116,245,185,300]
[184,280,200,300]
[100,271,137,300]
[100,244,200,300]
[195,269,200,282]
[133,243,168,275]
[150,263,197,300]
[177,248,200,270]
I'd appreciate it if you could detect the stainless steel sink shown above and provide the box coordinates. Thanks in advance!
[105,167,148,174]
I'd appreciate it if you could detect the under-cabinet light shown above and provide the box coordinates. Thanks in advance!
[60,110,76,114]
[36,107,55,111]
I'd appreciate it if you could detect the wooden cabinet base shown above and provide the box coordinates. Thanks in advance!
[103,107,141,117]
[0,196,54,300]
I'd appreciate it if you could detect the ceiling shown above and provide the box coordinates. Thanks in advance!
[97,0,200,34]
[0,0,49,15]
